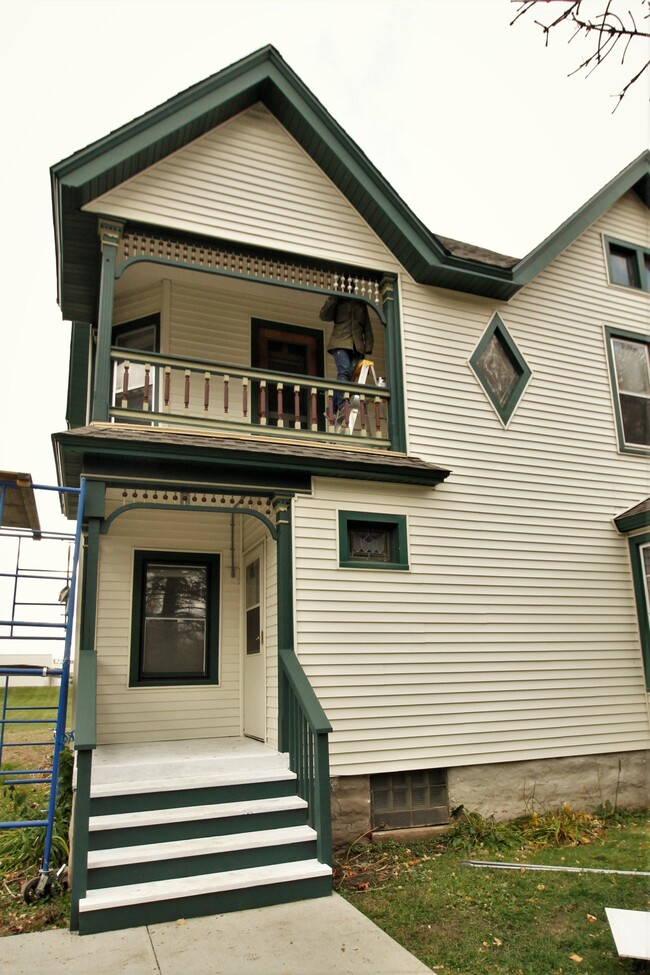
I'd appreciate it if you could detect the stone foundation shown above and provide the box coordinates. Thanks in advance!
[330,750,649,851]
[330,774,370,853]
[448,750,649,821]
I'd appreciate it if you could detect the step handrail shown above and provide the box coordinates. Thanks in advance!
[279,647,332,867]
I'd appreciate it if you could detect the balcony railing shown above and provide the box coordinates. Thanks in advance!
[108,348,391,445]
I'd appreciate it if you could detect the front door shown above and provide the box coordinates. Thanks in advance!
[243,546,265,740]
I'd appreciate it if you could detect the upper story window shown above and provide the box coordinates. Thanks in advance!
[469,313,531,426]
[605,328,650,453]
[605,237,650,293]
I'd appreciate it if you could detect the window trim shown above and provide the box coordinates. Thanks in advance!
[338,511,409,570]
[604,326,650,455]
[129,550,220,688]
[469,313,531,426]
[604,236,650,293]
[627,532,650,691]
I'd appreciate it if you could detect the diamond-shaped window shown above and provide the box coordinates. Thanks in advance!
[470,313,531,425]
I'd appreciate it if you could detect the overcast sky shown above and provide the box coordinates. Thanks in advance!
[0,0,648,532]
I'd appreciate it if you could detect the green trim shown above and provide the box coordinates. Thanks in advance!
[102,502,278,540]
[616,510,650,534]
[66,323,92,429]
[469,313,531,426]
[338,510,409,570]
[628,532,650,691]
[117,255,388,324]
[275,499,294,653]
[91,233,118,422]
[69,748,92,930]
[129,550,220,687]
[604,235,649,292]
[513,152,650,287]
[382,277,407,453]
[52,46,520,322]
[78,875,331,935]
[51,45,649,320]
[604,326,650,455]
[53,430,450,488]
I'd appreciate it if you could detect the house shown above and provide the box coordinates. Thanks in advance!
[50,46,650,934]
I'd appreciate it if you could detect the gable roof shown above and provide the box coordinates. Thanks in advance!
[51,45,650,321]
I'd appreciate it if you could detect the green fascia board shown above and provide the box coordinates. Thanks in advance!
[617,511,650,533]
[51,46,648,316]
[51,45,518,310]
[66,322,92,428]
[52,430,449,490]
[512,151,650,286]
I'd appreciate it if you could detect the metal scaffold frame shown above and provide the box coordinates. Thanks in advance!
[0,477,85,898]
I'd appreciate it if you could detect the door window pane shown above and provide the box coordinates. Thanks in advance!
[246,558,261,655]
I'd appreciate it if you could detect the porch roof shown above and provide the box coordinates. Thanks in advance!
[615,498,650,534]
[52,424,451,496]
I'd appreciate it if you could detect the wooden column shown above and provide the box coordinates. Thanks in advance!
[91,220,124,422]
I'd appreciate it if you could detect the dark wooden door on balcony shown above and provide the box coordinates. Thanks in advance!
[251,320,324,427]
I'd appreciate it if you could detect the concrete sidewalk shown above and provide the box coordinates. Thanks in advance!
[0,894,432,974]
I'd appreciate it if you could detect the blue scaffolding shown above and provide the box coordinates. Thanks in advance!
[0,475,85,899]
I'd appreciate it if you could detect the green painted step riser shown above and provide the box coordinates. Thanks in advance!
[90,778,296,816]
[78,876,333,935]
[88,839,317,889]
[89,807,309,851]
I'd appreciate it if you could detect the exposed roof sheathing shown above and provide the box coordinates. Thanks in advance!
[0,471,41,535]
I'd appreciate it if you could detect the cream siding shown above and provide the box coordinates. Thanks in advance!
[84,104,399,273]
[94,500,243,744]
[93,492,281,746]
[293,192,650,777]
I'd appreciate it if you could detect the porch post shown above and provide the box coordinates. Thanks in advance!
[91,220,124,422]
[381,274,407,453]
[274,495,294,752]
[69,480,104,931]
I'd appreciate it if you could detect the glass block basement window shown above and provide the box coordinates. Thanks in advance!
[371,770,449,828]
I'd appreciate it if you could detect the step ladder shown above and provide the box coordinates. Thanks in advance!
[335,359,384,435]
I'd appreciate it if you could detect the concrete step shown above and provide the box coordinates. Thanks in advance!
[90,765,296,800]
[78,859,333,934]
[88,824,318,870]
[88,794,310,851]
[86,825,319,888]
[80,860,332,912]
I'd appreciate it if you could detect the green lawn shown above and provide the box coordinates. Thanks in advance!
[336,811,650,975]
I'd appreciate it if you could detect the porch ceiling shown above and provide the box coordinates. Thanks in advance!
[52,424,451,500]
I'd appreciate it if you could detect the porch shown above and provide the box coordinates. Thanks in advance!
[74,737,332,935]
[80,223,403,450]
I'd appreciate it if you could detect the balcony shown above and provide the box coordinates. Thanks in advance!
[110,349,391,445]
[93,227,399,451]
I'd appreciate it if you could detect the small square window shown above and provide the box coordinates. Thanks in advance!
[130,551,220,686]
[605,237,649,292]
[338,512,408,570]
[470,313,531,425]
